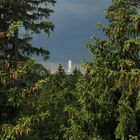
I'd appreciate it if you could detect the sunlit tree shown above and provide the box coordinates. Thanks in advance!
[64,0,140,139]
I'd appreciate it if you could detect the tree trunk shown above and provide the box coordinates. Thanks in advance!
[13,29,19,68]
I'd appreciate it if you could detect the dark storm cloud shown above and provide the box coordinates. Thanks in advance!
[33,0,112,65]
[53,0,111,20]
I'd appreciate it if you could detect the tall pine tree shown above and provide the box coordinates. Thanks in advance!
[0,1,56,139]
[0,0,56,61]
[64,0,140,140]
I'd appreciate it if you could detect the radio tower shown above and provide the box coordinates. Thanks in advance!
[68,60,72,74]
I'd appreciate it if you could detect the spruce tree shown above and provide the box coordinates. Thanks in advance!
[0,19,50,140]
[64,0,140,140]
[33,64,67,140]
[0,0,56,61]
[0,59,50,140]
[34,65,82,139]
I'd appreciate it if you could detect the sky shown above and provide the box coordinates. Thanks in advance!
[32,0,112,69]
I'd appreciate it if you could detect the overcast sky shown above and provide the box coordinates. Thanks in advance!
[32,0,112,66]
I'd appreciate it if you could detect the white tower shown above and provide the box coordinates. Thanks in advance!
[68,60,72,74]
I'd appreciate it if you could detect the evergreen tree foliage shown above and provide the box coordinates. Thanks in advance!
[31,65,82,140]
[63,0,140,140]
[0,59,49,140]
[0,0,56,61]
[67,67,82,90]
[28,64,66,140]
[0,9,54,139]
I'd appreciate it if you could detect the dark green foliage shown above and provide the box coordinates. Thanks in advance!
[63,0,140,140]
[68,67,82,90]
[0,59,49,140]
[2,0,140,139]
[0,1,56,139]
[0,0,56,60]
[30,65,82,140]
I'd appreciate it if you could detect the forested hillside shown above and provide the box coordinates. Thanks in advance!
[0,0,140,140]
